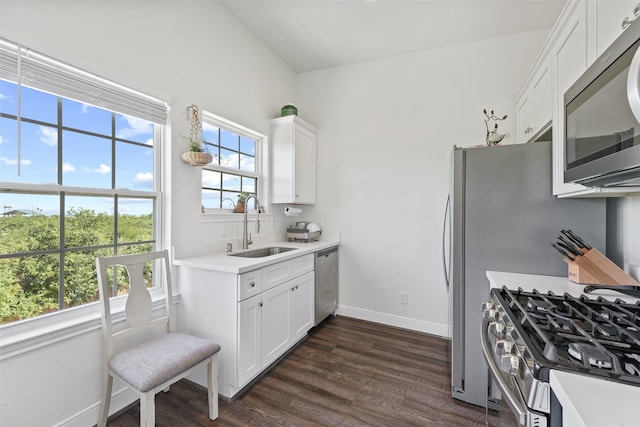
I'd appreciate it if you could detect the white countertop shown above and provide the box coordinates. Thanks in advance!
[550,370,639,427]
[486,271,640,427]
[173,240,340,274]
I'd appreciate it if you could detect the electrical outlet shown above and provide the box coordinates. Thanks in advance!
[400,292,408,305]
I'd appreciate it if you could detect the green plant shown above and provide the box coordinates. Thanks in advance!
[186,138,205,152]
[237,192,249,201]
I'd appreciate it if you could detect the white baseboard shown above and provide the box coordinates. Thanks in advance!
[55,387,137,427]
[336,305,449,338]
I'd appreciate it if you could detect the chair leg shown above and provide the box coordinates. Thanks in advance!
[207,354,219,420]
[98,374,113,427]
[139,391,155,427]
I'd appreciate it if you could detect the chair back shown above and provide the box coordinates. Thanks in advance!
[96,250,173,360]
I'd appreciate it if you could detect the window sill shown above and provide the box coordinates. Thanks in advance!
[199,212,272,223]
[0,292,180,361]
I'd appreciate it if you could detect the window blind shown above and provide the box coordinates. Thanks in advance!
[0,38,169,125]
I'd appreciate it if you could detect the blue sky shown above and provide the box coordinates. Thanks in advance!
[0,80,154,216]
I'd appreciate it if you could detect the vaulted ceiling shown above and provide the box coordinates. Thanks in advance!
[220,0,567,73]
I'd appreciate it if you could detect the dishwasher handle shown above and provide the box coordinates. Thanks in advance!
[317,246,338,258]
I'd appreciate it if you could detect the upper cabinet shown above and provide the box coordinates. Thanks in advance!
[270,116,317,204]
[596,1,639,57]
[516,0,640,197]
[551,0,591,196]
[515,58,552,144]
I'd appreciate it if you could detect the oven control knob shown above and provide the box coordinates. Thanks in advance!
[483,308,498,321]
[495,339,513,355]
[488,321,506,338]
[500,354,520,375]
[481,301,495,311]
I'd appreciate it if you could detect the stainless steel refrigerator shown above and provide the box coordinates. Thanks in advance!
[445,141,606,410]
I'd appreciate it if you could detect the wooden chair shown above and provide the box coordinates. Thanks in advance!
[96,250,220,426]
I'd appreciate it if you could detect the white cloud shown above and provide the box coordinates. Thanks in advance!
[93,164,111,174]
[0,136,4,144]
[116,116,153,139]
[62,163,76,173]
[202,171,221,187]
[133,172,153,187]
[40,127,58,146]
[0,157,31,166]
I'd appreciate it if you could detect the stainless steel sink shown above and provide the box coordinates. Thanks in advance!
[228,247,297,258]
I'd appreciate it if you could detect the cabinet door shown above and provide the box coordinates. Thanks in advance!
[597,0,638,56]
[533,65,552,132]
[290,271,315,343]
[516,61,551,144]
[271,116,317,204]
[293,124,317,204]
[237,294,262,387]
[516,94,534,144]
[261,282,291,367]
[552,2,590,195]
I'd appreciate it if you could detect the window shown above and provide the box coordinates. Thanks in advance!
[200,111,264,212]
[0,39,168,325]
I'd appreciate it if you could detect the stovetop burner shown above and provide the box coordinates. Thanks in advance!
[568,342,614,369]
[491,286,640,386]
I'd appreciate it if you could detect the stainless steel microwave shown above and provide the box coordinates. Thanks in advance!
[564,17,640,187]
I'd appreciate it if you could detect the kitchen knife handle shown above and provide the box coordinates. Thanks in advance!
[567,229,591,249]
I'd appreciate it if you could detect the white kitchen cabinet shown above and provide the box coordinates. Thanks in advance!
[270,115,317,204]
[551,0,591,196]
[516,0,640,197]
[290,272,314,342]
[237,294,262,386]
[515,59,552,144]
[516,93,533,144]
[177,253,315,398]
[261,280,291,367]
[596,0,638,57]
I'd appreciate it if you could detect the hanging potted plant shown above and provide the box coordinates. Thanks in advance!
[181,105,213,166]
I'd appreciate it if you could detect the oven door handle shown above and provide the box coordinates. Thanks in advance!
[480,319,530,426]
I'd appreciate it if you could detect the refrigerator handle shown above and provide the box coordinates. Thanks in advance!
[442,192,451,290]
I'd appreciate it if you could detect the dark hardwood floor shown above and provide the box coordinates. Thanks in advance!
[107,316,517,426]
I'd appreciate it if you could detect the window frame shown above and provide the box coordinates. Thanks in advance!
[0,38,170,349]
[199,111,269,217]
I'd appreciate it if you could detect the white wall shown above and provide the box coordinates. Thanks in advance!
[607,195,640,279]
[295,29,551,335]
[0,1,295,426]
[0,1,563,424]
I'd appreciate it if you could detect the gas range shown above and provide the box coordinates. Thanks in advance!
[482,286,640,427]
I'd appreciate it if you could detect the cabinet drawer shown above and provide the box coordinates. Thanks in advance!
[262,254,315,292]
[263,260,291,291]
[291,254,314,276]
[238,270,262,301]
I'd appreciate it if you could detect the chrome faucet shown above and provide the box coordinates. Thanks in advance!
[242,195,261,249]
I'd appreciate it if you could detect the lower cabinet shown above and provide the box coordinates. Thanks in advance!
[178,253,315,398]
[261,272,314,367]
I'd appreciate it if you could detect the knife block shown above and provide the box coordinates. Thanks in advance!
[565,248,640,286]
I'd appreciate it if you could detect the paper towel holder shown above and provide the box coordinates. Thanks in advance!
[284,206,303,216]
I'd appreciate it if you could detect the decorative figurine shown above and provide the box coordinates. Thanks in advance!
[483,109,507,146]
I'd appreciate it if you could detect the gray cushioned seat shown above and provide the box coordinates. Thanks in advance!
[109,332,221,392]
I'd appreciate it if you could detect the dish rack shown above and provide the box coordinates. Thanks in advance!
[286,227,321,242]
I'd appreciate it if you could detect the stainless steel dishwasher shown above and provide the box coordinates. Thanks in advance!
[314,246,338,326]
